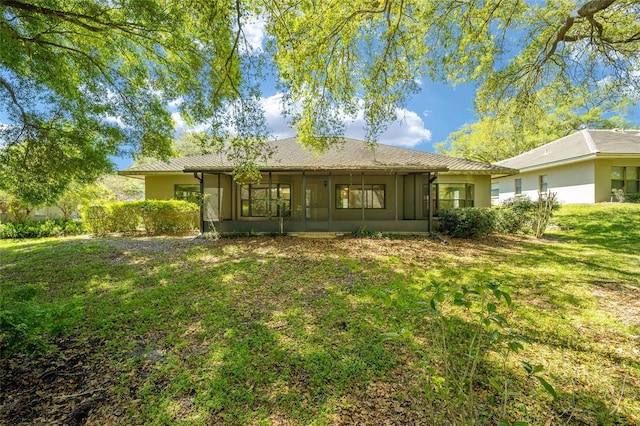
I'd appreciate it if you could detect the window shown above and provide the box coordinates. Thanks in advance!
[539,175,548,193]
[491,183,499,198]
[175,184,200,203]
[335,184,385,209]
[515,178,522,195]
[435,183,474,210]
[241,183,291,217]
[612,166,640,194]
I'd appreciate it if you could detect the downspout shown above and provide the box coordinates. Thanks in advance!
[193,172,204,234]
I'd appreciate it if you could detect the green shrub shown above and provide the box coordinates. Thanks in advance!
[500,193,561,237]
[109,202,140,233]
[353,225,383,239]
[438,207,495,238]
[501,195,537,227]
[626,193,640,203]
[1,283,79,354]
[81,200,198,236]
[0,219,85,239]
[81,204,113,236]
[493,207,525,234]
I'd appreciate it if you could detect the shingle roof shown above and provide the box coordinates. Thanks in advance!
[495,129,640,170]
[119,137,515,175]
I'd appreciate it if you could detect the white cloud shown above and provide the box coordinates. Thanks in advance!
[343,108,431,147]
[261,94,295,139]
[167,93,432,148]
[241,18,266,54]
[261,93,432,147]
[171,111,187,131]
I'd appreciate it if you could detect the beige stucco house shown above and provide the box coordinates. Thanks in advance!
[492,129,640,205]
[120,137,514,233]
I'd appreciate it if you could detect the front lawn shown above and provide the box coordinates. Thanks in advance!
[1,204,639,425]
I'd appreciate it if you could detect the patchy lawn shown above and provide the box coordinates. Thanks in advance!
[1,204,639,425]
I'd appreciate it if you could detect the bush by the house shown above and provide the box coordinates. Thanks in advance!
[109,202,140,233]
[498,193,560,237]
[493,207,523,234]
[438,207,496,238]
[81,200,199,236]
[0,219,85,239]
[626,192,640,203]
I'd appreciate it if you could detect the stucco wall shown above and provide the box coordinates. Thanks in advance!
[594,158,640,202]
[438,173,492,208]
[144,174,200,200]
[493,160,595,204]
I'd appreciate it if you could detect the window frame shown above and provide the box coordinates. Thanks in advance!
[539,175,548,193]
[435,183,475,210]
[515,178,522,195]
[240,183,291,218]
[491,183,499,198]
[611,166,640,194]
[335,184,386,209]
[174,184,201,203]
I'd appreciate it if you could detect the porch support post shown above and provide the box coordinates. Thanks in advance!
[414,174,418,220]
[302,172,307,230]
[217,173,222,223]
[268,171,272,217]
[361,173,365,223]
[193,172,204,234]
[394,172,398,221]
[328,173,332,229]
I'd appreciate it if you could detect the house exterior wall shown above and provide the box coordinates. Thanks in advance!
[594,157,640,202]
[439,174,492,208]
[493,161,595,204]
[144,174,201,200]
[141,171,494,233]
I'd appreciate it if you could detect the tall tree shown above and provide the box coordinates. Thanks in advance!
[2,0,639,204]
[0,0,266,204]
[437,85,633,163]
[267,0,639,150]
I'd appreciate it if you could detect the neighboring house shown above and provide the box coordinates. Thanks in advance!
[492,129,640,205]
[119,137,514,234]
[0,205,65,223]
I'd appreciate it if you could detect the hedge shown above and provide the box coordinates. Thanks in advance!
[438,208,496,238]
[81,200,199,236]
[0,219,85,239]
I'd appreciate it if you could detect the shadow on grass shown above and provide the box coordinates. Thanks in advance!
[1,232,639,424]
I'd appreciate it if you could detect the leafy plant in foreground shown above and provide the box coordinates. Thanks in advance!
[384,280,557,424]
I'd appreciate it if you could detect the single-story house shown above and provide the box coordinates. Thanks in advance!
[492,129,640,205]
[119,137,515,234]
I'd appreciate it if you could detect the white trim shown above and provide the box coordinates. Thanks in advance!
[582,129,599,153]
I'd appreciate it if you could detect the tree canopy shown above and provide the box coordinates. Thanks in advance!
[437,85,633,163]
[1,0,265,204]
[1,0,639,204]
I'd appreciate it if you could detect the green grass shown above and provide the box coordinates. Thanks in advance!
[1,204,640,425]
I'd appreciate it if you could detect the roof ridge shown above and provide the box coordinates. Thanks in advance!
[582,129,599,153]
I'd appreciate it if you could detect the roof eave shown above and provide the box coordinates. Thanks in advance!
[118,170,186,176]
[504,153,598,173]
[182,165,451,173]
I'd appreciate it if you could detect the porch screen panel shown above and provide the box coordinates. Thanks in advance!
[204,188,222,221]
[336,184,385,209]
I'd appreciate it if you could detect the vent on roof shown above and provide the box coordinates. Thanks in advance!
[543,148,549,155]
